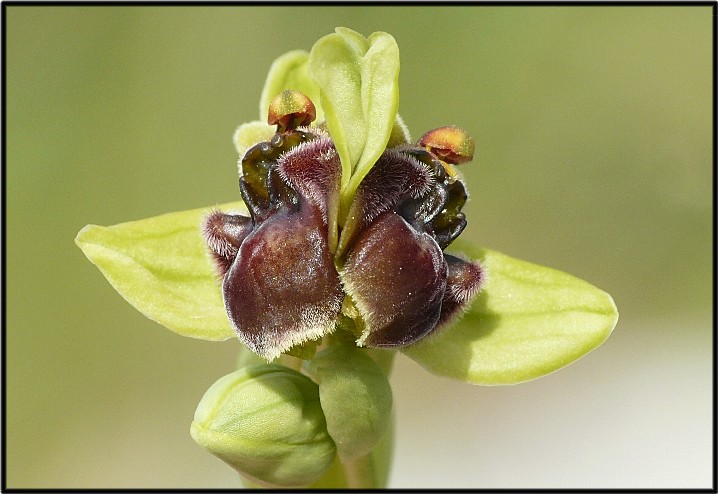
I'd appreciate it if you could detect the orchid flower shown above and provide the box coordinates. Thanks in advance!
[76,28,618,488]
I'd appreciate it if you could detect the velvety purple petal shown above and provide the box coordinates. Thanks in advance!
[436,254,485,328]
[276,136,341,225]
[337,148,434,259]
[202,211,253,277]
[341,212,447,348]
[223,201,343,360]
[277,135,342,252]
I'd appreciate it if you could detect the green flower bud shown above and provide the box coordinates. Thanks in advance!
[190,364,336,487]
[306,341,393,460]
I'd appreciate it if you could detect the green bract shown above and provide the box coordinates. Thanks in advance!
[75,203,244,341]
[403,241,619,385]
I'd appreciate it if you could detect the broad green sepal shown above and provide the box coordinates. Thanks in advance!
[403,244,619,385]
[75,202,244,341]
[259,50,324,124]
[308,28,400,219]
[306,339,393,461]
[191,364,336,487]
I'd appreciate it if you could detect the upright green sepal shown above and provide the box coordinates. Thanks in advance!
[75,202,244,341]
[308,28,400,221]
[402,244,619,385]
[191,364,336,487]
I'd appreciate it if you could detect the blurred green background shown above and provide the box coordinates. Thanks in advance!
[5,6,712,488]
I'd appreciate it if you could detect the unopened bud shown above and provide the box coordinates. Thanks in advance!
[305,341,393,460]
[190,364,336,487]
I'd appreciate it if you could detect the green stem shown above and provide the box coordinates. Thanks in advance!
[341,408,395,488]
[343,452,379,488]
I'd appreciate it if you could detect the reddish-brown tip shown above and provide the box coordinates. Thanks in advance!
[267,90,316,133]
[418,126,475,165]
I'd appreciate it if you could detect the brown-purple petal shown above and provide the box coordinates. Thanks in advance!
[341,212,447,348]
[337,148,434,260]
[223,202,343,360]
[202,211,253,277]
[276,137,341,221]
[436,254,484,329]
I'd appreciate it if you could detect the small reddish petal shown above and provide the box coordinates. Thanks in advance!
[341,212,448,348]
[222,202,343,360]
[202,211,253,277]
[436,254,485,328]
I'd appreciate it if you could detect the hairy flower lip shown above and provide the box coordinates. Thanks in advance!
[341,211,448,348]
[204,117,483,360]
[221,200,343,360]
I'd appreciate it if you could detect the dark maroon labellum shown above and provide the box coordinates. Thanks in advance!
[204,93,483,359]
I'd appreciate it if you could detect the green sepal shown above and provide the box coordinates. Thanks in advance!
[402,243,619,385]
[75,202,244,341]
[308,27,400,221]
